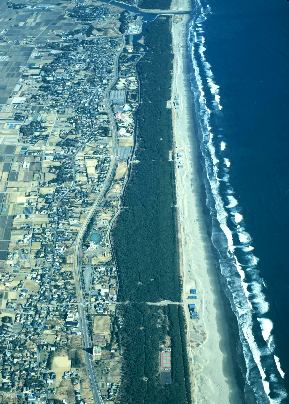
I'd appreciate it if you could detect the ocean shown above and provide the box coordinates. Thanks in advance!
[188,0,289,402]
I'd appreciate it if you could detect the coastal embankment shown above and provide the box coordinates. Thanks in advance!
[112,15,191,404]
[171,0,243,402]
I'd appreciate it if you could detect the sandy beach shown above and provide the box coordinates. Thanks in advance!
[171,1,242,402]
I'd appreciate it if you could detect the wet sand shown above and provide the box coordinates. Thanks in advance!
[171,1,242,402]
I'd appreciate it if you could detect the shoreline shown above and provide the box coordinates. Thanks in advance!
[171,2,243,402]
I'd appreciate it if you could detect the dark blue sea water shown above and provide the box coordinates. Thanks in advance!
[188,0,289,402]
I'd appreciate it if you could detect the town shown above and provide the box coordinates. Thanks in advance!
[0,0,144,402]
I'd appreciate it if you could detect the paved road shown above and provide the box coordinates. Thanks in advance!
[72,39,124,404]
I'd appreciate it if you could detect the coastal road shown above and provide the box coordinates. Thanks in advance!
[72,39,124,404]
[85,351,103,404]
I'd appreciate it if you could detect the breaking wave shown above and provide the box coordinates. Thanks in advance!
[188,1,287,402]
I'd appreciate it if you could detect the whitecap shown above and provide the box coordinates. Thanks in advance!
[220,223,234,252]
[242,245,255,252]
[227,195,238,208]
[221,173,230,182]
[257,317,273,342]
[207,77,219,94]
[235,259,250,298]
[250,282,269,315]
[220,141,226,151]
[274,355,286,379]
[238,230,251,244]
[224,157,231,168]
[234,212,243,223]
[247,254,259,266]
[188,13,287,401]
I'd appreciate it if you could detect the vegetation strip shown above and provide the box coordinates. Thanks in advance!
[113,16,191,404]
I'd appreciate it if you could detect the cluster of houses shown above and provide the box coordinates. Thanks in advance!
[0,0,142,402]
